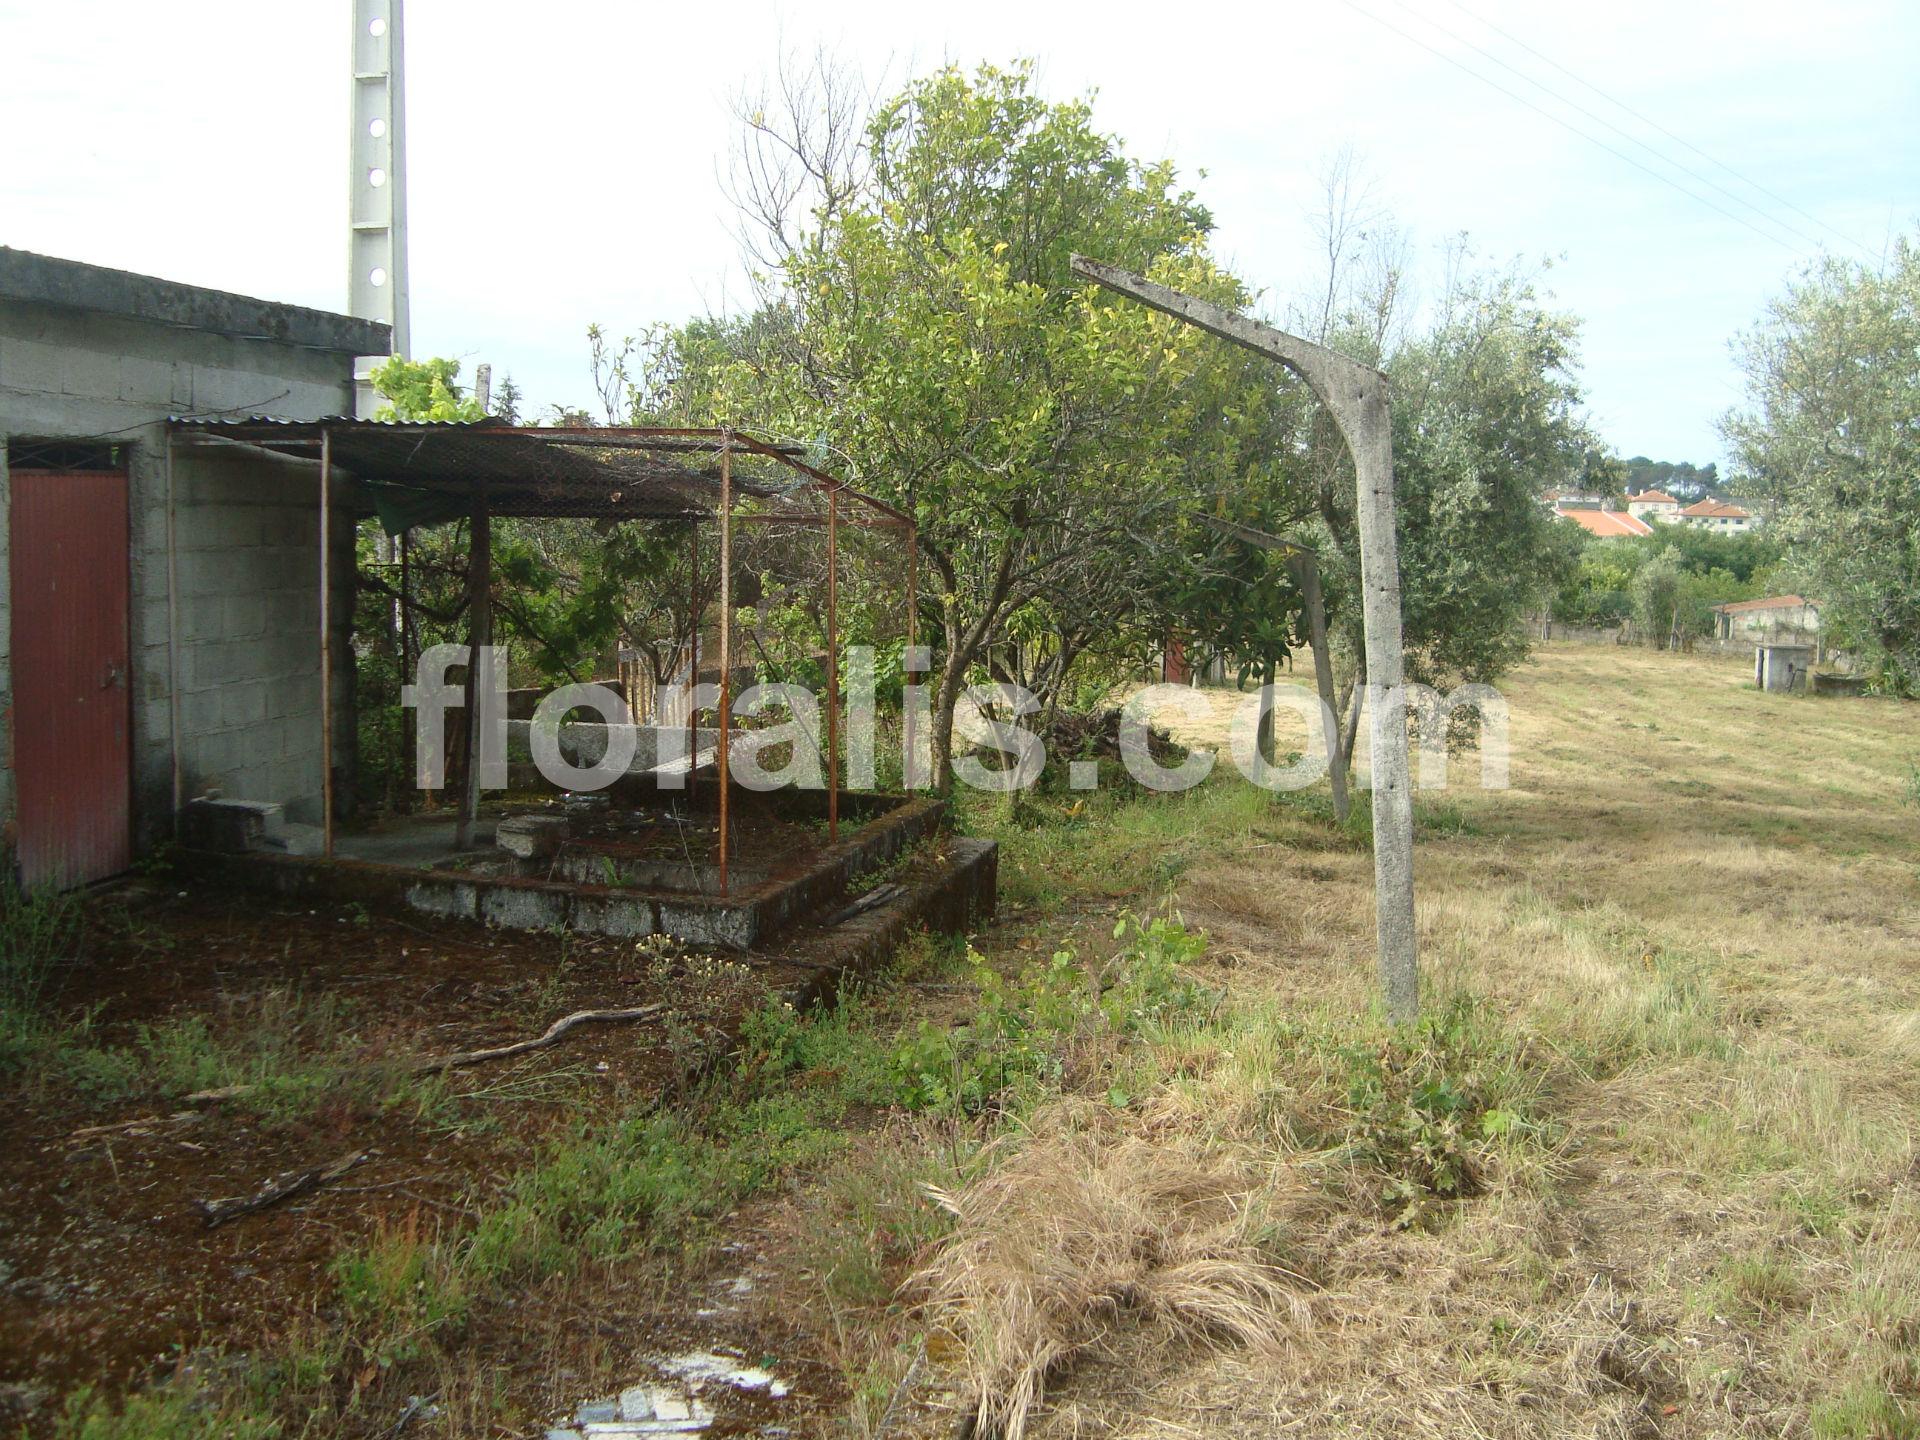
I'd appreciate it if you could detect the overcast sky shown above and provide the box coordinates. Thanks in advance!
[3,1,1913,466]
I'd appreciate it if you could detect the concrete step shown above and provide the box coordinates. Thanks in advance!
[180,798,285,853]
[256,821,326,857]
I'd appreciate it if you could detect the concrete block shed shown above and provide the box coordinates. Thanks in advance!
[0,247,387,888]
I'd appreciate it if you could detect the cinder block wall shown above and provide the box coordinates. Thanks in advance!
[0,299,359,849]
[168,444,357,826]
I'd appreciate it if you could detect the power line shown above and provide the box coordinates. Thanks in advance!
[1382,0,1837,256]
[1338,0,1820,260]
[1437,0,1880,262]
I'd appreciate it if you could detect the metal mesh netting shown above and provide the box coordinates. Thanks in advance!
[171,421,920,820]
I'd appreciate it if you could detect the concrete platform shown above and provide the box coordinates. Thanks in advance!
[189,791,964,951]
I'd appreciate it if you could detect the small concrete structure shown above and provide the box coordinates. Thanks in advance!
[1715,594,1821,644]
[205,790,967,951]
[494,814,569,860]
[1756,643,1814,693]
[180,797,290,854]
[0,248,385,885]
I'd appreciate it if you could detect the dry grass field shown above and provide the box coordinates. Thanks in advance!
[922,642,1920,1439]
[5,642,1915,1439]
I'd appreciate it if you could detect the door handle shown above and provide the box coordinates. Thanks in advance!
[101,662,125,690]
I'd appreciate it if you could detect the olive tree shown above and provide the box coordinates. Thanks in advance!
[1723,237,1920,693]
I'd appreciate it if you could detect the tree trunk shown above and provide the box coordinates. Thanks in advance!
[1256,653,1278,766]
[930,686,958,796]
[1339,670,1366,780]
[928,630,973,796]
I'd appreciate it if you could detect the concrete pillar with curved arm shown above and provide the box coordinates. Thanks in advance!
[1070,255,1417,1022]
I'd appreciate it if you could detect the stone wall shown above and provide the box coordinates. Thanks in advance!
[1528,620,1762,659]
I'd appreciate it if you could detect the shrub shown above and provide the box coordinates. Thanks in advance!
[1332,994,1544,1222]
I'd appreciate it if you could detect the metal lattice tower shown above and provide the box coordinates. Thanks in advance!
[349,0,410,412]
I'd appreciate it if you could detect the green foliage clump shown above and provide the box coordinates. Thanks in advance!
[462,1091,836,1280]
[889,912,1209,1113]
[0,871,80,1068]
[368,356,487,423]
[1810,1384,1920,1440]
[1631,549,1685,642]
[1619,455,1722,500]
[331,1219,470,1367]
[1552,527,1784,637]
[1332,997,1544,1224]
[47,1382,278,1440]
[462,995,904,1281]
[1724,235,1920,693]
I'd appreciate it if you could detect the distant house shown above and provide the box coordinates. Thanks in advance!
[1626,490,1681,523]
[1680,498,1756,534]
[1712,594,1820,643]
[1556,504,1654,539]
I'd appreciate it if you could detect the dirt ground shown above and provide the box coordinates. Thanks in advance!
[0,841,967,1438]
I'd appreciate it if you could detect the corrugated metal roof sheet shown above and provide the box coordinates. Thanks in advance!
[167,419,894,527]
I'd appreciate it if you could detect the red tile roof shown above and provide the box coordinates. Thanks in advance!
[1558,507,1654,538]
[1681,499,1751,518]
[1629,490,1679,505]
[1711,594,1814,615]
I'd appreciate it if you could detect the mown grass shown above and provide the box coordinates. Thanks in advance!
[1074,644,1920,1439]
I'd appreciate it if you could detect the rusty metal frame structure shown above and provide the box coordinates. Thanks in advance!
[166,420,919,891]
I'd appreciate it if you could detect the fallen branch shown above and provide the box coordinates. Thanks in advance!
[183,1004,667,1104]
[63,1110,201,1144]
[194,1150,368,1228]
[403,1004,666,1073]
[823,883,904,927]
[182,1084,255,1106]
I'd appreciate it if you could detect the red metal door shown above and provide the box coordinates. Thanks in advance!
[10,469,132,889]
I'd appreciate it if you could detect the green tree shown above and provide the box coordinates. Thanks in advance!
[1631,549,1684,647]
[1723,237,1920,692]
[668,62,1286,789]
[1620,456,1722,501]
[1305,259,1594,734]
[369,357,488,422]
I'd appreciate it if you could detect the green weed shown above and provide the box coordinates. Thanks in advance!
[1811,1384,1920,1439]
[0,871,81,1067]
[332,1214,470,1366]
[888,912,1210,1114]
[1332,994,1548,1221]
[46,1379,278,1440]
